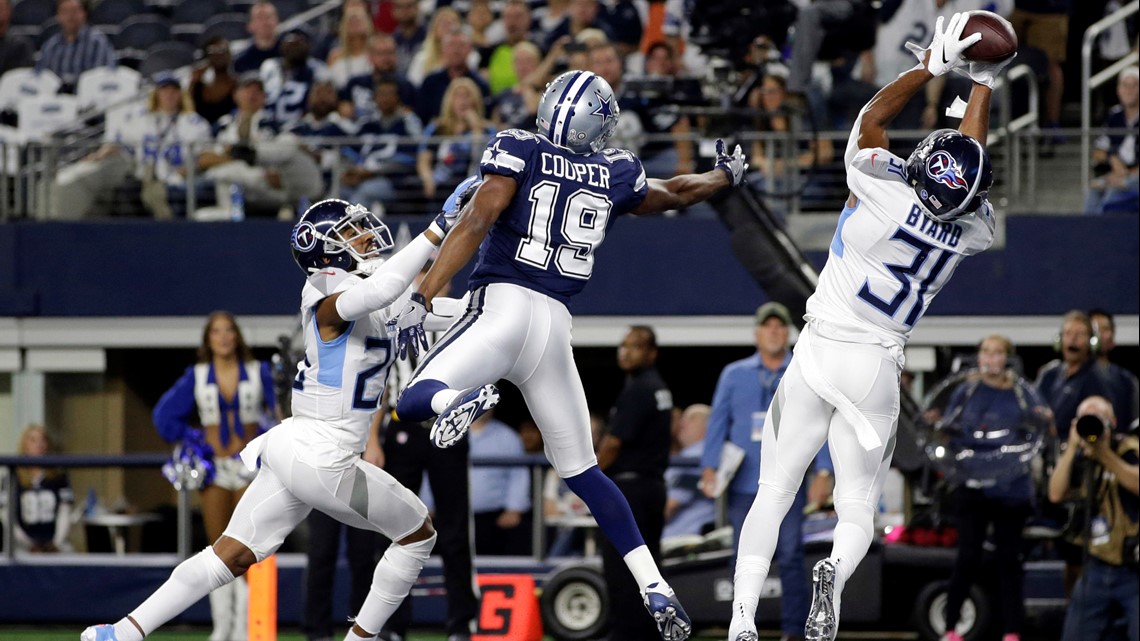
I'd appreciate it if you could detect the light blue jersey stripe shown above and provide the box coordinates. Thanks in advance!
[314,315,354,388]
[831,201,860,257]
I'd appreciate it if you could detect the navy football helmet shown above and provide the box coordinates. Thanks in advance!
[905,129,993,221]
[291,199,394,275]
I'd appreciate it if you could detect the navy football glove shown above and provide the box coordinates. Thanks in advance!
[389,292,430,359]
[428,175,483,239]
[714,139,748,186]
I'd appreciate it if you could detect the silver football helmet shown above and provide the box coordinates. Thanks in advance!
[535,70,620,154]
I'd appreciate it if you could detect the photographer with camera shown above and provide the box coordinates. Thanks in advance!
[1048,396,1139,641]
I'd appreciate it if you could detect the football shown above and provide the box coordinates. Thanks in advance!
[961,10,1018,63]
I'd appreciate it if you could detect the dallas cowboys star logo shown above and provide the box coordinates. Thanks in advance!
[591,91,615,125]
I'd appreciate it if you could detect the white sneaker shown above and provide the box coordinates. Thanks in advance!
[805,559,838,641]
[430,384,500,448]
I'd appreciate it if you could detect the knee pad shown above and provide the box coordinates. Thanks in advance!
[377,532,436,584]
[175,546,235,591]
[833,499,876,539]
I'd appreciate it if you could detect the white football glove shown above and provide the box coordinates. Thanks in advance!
[905,13,982,77]
[954,53,1017,89]
[388,292,429,359]
[714,139,748,186]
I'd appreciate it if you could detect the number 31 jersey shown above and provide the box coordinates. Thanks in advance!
[806,146,996,348]
[469,129,649,305]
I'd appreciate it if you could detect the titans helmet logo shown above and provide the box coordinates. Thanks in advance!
[591,91,615,125]
[292,221,318,252]
[926,150,968,190]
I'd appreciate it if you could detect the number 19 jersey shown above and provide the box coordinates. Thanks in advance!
[469,129,649,305]
[806,145,996,348]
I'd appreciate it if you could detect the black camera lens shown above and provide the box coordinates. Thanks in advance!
[1076,414,1107,442]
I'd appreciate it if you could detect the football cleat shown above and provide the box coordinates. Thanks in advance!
[643,582,692,641]
[734,633,759,641]
[80,625,120,641]
[805,559,839,641]
[429,384,500,448]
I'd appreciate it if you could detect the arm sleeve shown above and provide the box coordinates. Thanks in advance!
[153,367,197,442]
[700,370,734,470]
[504,436,532,512]
[334,234,438,321]
[609,386,653,442]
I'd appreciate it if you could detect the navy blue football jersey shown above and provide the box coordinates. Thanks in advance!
[469,129,648,304]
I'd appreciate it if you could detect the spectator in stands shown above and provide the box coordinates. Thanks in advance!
[1084,67,1139,215]
[784,0,872,98]
[389,0,424,77]
[1090,308,1140,428]
[491,41,542,131]
[0,0,34,75]
[938,336,1048,641]
[153,311,278,641]
[484,0,536,96]
[406,7,464,86]
[747,69,837,208]
[285,79,355,194]
[468,410,532,556]
[339,32,415,120]
[534,0,570,40]
[1037,310,1115,440]
[262,26,332,127]
[598,325,672,641]
[466,0,497,55]
[9,424,74,553]
[52,74,212,219]
[416,76,493,199]
[342,76,422,209]
[1010,0,1070,141]
[854,0,937,129]
[234,0,280,74]
[589,41,693,179]
[543,0,615,53]
[1048,396,1139,641]
[328,4,375,90]
[663,404,715,539]
[35,0,116,92]
[699,301,828,641]
[604,0,643,58]
[199,73,324,218]
[190,36,238,127]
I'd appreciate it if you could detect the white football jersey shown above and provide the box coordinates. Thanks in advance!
[290,268,396,453]
[806,128,995,348]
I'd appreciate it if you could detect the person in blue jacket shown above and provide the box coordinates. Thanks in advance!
[153,311,278,641]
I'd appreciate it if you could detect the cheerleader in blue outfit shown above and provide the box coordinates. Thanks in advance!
[153,311,278,641]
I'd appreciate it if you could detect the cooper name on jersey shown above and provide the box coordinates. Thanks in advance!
[904,204,964,248]
[539,152,612,189]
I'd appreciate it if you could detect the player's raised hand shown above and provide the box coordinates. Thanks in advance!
[910,13,982,77]
[956,53,1017,89]
[714,139,748,186]
[428,175,483,240]
[388,292,430,359]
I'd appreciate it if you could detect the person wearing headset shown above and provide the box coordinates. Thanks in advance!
[1036,310,1115,441]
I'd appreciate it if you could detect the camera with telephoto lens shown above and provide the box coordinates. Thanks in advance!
[1076,414,1109,443]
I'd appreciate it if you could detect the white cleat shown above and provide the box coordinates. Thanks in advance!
[429,384,500,448]
[805,559,838,641]
[80,625,120,641]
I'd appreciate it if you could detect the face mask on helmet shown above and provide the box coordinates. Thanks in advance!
[905,129,993,222]
[291,200,394,275]
[535,70,620,154]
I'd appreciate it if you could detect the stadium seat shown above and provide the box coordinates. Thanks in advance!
[171,0,226,39]
[89,0,149,34]
[272,0,308,21]
[199,13,250,47]
[17,94,80,141]
[10,0,55,27]
[76,67,142,112]
[36,17,61,48]
[0,68,62,114]
[138,42,198,78]
[114,15,173,53]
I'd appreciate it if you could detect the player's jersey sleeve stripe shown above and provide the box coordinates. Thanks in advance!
[314,315,354,387]
[634,166,646,191]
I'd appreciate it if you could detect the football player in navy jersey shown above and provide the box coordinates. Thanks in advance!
[390,69,748,641]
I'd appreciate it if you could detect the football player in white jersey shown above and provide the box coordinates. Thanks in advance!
[80,188,477,641]
[727,14,1012,641]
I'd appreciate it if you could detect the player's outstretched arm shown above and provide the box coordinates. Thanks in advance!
[418,174,517,301]
[958,83,993,146]
[632,139,746,215]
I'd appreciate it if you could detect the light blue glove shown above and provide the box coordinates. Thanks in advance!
[428,175,483,239]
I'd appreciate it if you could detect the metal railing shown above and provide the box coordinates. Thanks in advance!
[0,452,704,562]
[1081,0,1140,185]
